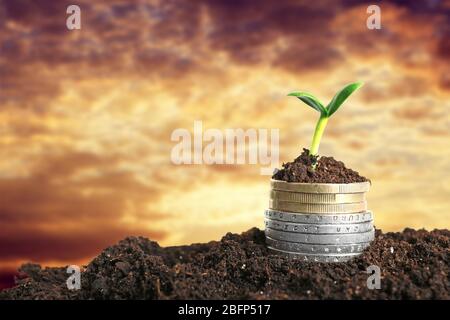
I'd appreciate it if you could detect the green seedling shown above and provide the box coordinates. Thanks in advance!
[288,82,363,158]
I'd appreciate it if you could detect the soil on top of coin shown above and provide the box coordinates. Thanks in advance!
[272,148,368,183]
[1,228,448,300]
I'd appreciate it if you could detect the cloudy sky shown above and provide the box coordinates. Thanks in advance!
[0,0,449,288]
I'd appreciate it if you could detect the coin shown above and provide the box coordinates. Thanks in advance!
[265,227,375,244]
[265,209,374,224]
[270,190,365,204]
[270,179,370,194]
[265,236,371,254]
[267,247,361,262]
[264,219,373,234]
[269,199,367,213]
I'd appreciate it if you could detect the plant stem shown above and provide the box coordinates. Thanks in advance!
[309,114,329,156]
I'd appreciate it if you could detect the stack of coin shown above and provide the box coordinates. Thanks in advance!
[265,180,374,262]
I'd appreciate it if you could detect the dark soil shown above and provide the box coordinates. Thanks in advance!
[273,149,368,183]
[1,228,448,300]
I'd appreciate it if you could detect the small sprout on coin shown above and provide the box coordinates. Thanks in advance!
[288,82,364,164]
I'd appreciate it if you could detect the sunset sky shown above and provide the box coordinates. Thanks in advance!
[0,0,449,288]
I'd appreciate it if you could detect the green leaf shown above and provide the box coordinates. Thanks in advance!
[326,82,363,116]
[287,92,327,115]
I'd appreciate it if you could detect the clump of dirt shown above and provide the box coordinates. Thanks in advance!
[273,148,368,183]
[1,228,448,300]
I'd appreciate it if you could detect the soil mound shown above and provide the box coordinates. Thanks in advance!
[272,149,368,183]
[1,228,448,300]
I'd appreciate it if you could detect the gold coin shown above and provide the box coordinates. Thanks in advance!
[270,190,365,204]
[270,179,370,194]
[269,199,367,214]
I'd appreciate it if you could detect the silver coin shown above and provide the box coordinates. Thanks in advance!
[265,227,375,244]
[264,219,373,234]
[271,179,370,194]
[265,209,374,224]
[270,190,366,204]
[269,199,367,213]
[268,247,361,262]
[265,236,371,254]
